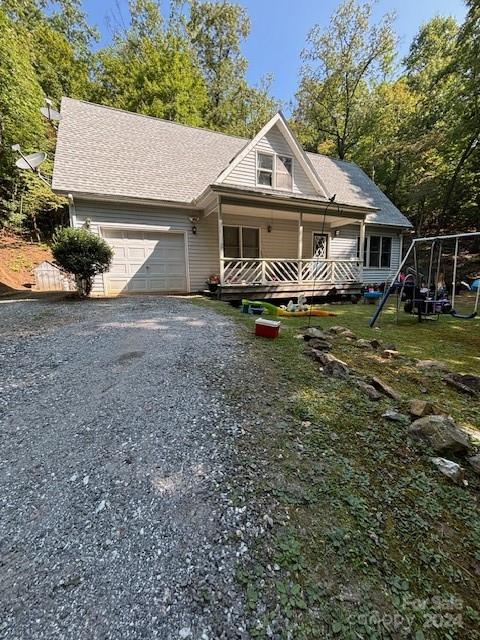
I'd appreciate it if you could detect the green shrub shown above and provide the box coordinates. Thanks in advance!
[52,227,113,297]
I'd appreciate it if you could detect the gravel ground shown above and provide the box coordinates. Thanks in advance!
[0,295,259,639]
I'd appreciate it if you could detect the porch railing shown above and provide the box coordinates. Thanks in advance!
[220,258,362,286]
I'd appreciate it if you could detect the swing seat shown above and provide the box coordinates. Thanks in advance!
[450,310,478,320]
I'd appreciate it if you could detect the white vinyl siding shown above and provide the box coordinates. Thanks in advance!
[222,214,298,259]
[223,225,260,258]
[72,200,402,294]
[224,124,317,197]
[72,199,219,295]
[327,224,400,284]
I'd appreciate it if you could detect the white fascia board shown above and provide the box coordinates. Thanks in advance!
[214,111,329,199]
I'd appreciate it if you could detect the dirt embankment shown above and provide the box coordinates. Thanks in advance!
[0,232,52,294]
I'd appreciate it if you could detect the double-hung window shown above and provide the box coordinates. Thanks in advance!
[257,152,293,190]
[223,226,260,258]
[357,235,392,268]
[257,153,274,187]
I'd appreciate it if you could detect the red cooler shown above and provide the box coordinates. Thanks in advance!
[255,318,281,339]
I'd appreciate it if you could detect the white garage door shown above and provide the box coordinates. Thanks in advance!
[102,228,187,294]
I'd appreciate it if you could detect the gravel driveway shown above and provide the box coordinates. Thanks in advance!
[0,296,255,639]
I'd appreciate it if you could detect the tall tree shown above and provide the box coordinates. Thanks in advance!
[176,0,277,136]
[91,0,208,126]
[440,1,479,226]
[293,0,396,159]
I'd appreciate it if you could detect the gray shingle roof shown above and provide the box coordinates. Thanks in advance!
[307,154,411,227]
[53,98,411,227]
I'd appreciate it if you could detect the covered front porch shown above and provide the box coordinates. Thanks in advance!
[207,189,368,300]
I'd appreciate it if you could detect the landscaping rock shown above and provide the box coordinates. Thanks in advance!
[443,373,480,397]
[356,338,374,349]
[382,409,410,423]
[409,399,435,418]
[323,360,349,379]
[416,359,450,372]
[356,380,382,401]
[303,327,329,341]
[318,353,350,379]
[356,338,382,350]
[381,349,399,359]
[431,457,465,484]
[307,337,332,351]
[467,454,480,475]
[328,325,349,335]
[341,329,357,340]
[371,376,401,401]
[307,348,325,362]
[384,343,397,352]
[408,415,471,456]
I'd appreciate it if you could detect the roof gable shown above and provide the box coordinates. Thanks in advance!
[215,112,329,198]
[52,98,411,228]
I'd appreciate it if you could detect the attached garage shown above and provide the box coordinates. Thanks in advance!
[101,227,188,294]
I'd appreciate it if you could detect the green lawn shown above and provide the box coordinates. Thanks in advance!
[193,297,480,639]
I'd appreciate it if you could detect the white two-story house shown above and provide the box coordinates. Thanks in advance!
[52,98,412,299]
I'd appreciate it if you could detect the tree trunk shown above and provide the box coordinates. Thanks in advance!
[441,134,478,222]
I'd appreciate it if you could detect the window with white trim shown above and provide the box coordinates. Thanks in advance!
[257,153,274,187]
[223,226,260,258]
[358,235,392,268]
[256,152,293,190]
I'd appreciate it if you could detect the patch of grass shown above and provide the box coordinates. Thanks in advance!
[192,297,480,639]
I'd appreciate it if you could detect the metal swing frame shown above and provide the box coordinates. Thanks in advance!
[369,231,480,327]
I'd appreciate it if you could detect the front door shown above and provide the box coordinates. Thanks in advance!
[313,233,329,258]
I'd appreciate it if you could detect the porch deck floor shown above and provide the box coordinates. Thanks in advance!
[216,281,361,301]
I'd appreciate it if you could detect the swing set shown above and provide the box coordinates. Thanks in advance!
[370,231,480,327]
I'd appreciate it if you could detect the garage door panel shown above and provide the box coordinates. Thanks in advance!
[103,229,187,294]
[111,246,127,258]
[104,229,124,240]
[128,247,148,259]
[110,263,129,276]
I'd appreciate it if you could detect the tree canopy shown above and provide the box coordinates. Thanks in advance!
[0,0,478,238]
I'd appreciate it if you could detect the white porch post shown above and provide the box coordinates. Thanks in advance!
[218,197,224,285]
[297,211,303,282]
[359,219,366,282]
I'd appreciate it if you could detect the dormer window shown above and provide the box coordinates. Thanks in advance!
[257,153,274,186]
[256,152,293,190]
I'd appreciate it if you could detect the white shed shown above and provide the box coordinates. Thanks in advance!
[33,261,75,291]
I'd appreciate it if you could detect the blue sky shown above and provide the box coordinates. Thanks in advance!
[83,0,467,107]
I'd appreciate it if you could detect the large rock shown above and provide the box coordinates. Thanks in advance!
[328,325,349,335]
[356,338,374,350]
[318,353,350,379]
[408,415,471,456]
[416,359,450,372]
[356,338,382,350]
[467,454,480,475]
[303,327,329,341]
[381,349,399,359]
[308,337,332,351]
[444,373,480,397]
[371,376,401,401]
[409,399,435,418]
[356,380,382,400]
[431,457,465,484]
